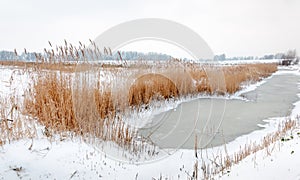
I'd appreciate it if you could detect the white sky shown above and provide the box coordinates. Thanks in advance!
[0,0,299,57]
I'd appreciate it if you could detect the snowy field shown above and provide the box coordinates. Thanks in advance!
[0,64,300,179]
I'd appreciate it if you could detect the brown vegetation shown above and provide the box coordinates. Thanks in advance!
[0,96,36,145]
[0,41,278,153]
[189,63,277,94]
[24,73,77,131]
[23,71,137,150]
[223,63,277,93]
[129,73,179,106]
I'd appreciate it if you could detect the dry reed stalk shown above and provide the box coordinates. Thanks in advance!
[128,73,179,106]
[94,90,115,119]
[188,63,277,94]
[24,73,77,131]
[0,96,36,146]
[223,63,277,93]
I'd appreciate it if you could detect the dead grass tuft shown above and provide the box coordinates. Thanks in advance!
[128,73,179,106]
[24,73,77,131]
[0,96,36,146]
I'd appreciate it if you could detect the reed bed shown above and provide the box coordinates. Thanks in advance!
[1,41,278,155]
[222,64,277,93]
[23,71,138,151]
[189,63,278,94]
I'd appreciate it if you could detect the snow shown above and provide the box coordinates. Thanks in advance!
[220,132,300,180]
[218,59,280,65]
[0,66,30,98]
[0,64,300,179]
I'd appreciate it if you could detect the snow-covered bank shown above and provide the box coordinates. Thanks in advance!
[220,123,300,180]
[216,65,300,179]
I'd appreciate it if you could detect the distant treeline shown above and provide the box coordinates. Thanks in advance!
[0,49,298,62]
[0,50,173,61]
[214,50,299,61]
[0,50,37,61]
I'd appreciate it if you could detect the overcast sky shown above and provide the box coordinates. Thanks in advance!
[0,0,299,57]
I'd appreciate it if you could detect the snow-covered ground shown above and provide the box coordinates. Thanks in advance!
[0,64,300,179]
[220,126,300,180]
[218,59,281,65]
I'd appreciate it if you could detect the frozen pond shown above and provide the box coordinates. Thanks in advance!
[139,70,300,149]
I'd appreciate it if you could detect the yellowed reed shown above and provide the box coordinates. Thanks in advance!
[26,73,77,131]
[94,90,115,119]
[128,73,179,106]
[0,96,36,146]
[23,70,139,150]
[188,63,277,94]
[223,64,277,94]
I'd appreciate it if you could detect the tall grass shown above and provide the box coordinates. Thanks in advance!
[24,73,77,131]
[128,73,179,106]
[189,63,277,94]
[1,40,278,153]
[223,64,277,93]
[0,96,36,146]
[24,71,138,150]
